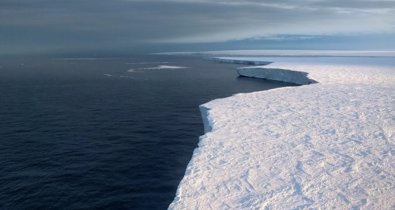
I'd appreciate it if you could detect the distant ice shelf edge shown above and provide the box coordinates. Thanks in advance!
[169,57,395,210]
[237,67,317,85]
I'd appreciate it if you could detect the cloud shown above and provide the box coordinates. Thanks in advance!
[0,0,394,54]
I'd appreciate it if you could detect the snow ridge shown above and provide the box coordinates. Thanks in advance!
[169,58,395,210]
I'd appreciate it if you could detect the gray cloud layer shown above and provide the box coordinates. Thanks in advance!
[1,0,394,54]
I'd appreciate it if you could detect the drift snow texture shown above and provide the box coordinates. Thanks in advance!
[169,58,395,209]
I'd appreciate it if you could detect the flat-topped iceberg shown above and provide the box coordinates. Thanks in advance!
[169,58,395,209]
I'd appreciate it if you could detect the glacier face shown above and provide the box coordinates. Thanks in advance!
[169,57,395,210]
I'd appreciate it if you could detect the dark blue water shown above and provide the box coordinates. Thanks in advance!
[0,55,292,209]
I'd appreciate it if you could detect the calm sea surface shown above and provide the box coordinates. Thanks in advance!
[0,55,292,209]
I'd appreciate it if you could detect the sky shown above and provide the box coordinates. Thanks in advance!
[1,0,395,55]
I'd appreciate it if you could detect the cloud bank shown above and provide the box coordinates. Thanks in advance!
[1,0,394,54]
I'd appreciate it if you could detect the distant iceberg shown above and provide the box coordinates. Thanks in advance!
[169,57,395,209]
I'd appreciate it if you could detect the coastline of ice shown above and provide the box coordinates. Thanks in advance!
[169,57,395,209]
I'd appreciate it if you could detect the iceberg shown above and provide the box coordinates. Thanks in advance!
[169,57,395,209]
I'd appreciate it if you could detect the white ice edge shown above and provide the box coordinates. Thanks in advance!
[169,58,395,209]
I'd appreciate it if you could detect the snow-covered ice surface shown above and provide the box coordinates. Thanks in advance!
[169,57,395,209]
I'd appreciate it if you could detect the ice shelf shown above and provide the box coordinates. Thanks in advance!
[169,58,395,210]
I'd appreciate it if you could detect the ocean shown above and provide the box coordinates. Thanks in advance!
[0,55,292,209]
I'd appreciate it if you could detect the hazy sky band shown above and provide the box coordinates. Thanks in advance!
[1,0,394,55]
